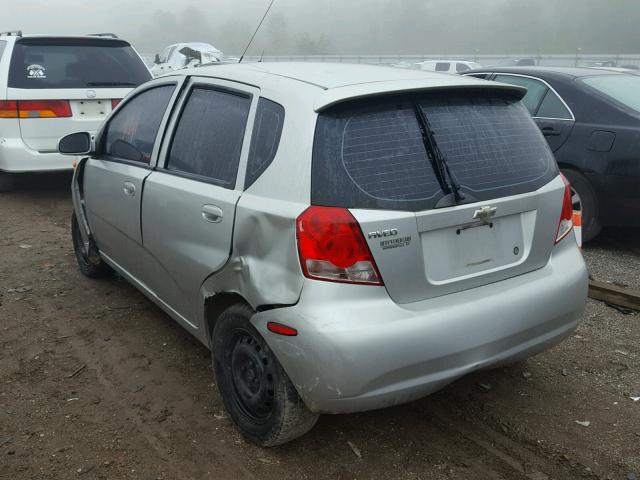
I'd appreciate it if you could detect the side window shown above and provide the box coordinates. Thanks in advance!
[104,85,175,164]
[167,87,251,188]
[435,62,450,72]
[0,41,6,62]
[536,90,572,119]
[456,63,471,73]
[245,98,285,189]
[494,74,548,115]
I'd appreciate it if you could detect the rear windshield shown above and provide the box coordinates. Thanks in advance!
[580,74,640,113]
[8,38,151,89]
[312,91,558,211]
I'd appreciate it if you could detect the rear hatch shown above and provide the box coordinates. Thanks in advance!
[312,89,564,304]
[6,37,151,152]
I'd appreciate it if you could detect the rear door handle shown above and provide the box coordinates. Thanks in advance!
[201,205,223,223]
[123,181,136,196]
[541,126,561,137]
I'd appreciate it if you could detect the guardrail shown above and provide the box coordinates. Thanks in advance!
[238,53,640,68]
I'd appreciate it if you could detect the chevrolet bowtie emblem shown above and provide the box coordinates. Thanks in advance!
[473,206,497,224]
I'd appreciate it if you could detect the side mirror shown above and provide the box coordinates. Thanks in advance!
[58,132,92,155]
[154,53,161,64]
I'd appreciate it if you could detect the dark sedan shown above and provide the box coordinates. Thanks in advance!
[463,66,640,241]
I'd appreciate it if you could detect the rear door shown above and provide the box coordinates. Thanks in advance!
[312,90,564,304]
[140,78,256,321]
[6,37,151,153]
[493,73,575,152]
[83,80,180,280]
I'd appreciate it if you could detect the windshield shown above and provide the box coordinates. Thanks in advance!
[580,74,640,113]
[9,38,151,89]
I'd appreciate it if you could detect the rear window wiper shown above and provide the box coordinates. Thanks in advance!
[86,81,137,87]
[411,101,465,205]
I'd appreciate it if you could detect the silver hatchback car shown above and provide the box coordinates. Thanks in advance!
[59,63,588,446]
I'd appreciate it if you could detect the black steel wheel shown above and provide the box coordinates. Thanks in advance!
[212,304,318,446]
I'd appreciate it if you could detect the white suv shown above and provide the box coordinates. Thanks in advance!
[0,31,151,190]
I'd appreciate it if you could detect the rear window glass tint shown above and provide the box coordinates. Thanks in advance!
[435,62,450,72]
[168,87,251,187]
[8,39,151,89]
[456,63,471,73]
[580,74,640,113]
[245,98,285,189]
[312,92,557,212]
[104,85,174,163]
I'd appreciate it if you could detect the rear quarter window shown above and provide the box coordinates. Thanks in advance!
[8,38,151,89]
[312,91,557,212]
[245,98,285,189]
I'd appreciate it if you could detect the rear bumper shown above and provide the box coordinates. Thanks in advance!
[252,237,588,414]
[0,137,74,172]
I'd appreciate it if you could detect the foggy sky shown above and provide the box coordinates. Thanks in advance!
[3,0,640,56]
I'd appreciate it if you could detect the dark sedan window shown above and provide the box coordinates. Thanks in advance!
[537,90,572,120]
[581,75,640,113]
[494,74,547,115]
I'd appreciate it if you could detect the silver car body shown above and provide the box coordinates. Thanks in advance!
[72,62,588,414]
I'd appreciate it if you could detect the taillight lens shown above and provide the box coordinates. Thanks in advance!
[555,173,574,244]
[296,206,383,285]
[20,100,72,118]
[0,100,18,118]
[111,99,122,109]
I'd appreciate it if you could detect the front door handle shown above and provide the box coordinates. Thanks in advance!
[201,205,223,223]
[123,181,136,196]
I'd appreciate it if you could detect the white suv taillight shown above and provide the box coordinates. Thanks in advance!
[296,206,383,285]
[555,173,574,244]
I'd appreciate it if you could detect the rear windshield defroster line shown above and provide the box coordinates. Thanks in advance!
[312,91,558,212]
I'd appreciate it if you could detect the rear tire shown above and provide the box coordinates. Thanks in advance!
[561,169,602,242]
[0,172,17,192]
[71,212,112,278]
[212,304,319,447]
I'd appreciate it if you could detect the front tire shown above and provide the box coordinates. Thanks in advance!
[71,212,112,278]
[561,169,602,242]
[212,304,319,446]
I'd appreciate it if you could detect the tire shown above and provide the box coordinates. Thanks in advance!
[561,169,602,242]
[71,212,112,278]
[0,172,17,192]
[212,304,319,447]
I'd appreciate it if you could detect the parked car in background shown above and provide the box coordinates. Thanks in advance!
[0,31,151,191]
[463,66,640,241]
[59,62,587,446]
[493,57,538,67]
[150,42,223,76]
[415,59,482,73]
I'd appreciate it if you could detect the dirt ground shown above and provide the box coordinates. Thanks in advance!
[1,172,639,480]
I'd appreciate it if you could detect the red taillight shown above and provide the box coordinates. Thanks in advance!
[296,206,383,285]
[0,100,18,118]
[17,100,72,118]
[111,99,122,109]
[555,173,574,244]
[267,322,298,336]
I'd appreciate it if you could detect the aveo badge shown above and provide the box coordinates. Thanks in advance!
[368,228,412,251]
[27,64,46,79]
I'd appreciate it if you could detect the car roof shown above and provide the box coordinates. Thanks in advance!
[172,62,526,111]
[465,65,625,79]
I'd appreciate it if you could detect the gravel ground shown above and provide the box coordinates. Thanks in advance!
[0,173,638,480]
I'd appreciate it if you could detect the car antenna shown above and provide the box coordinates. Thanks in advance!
[239,0,276,63]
